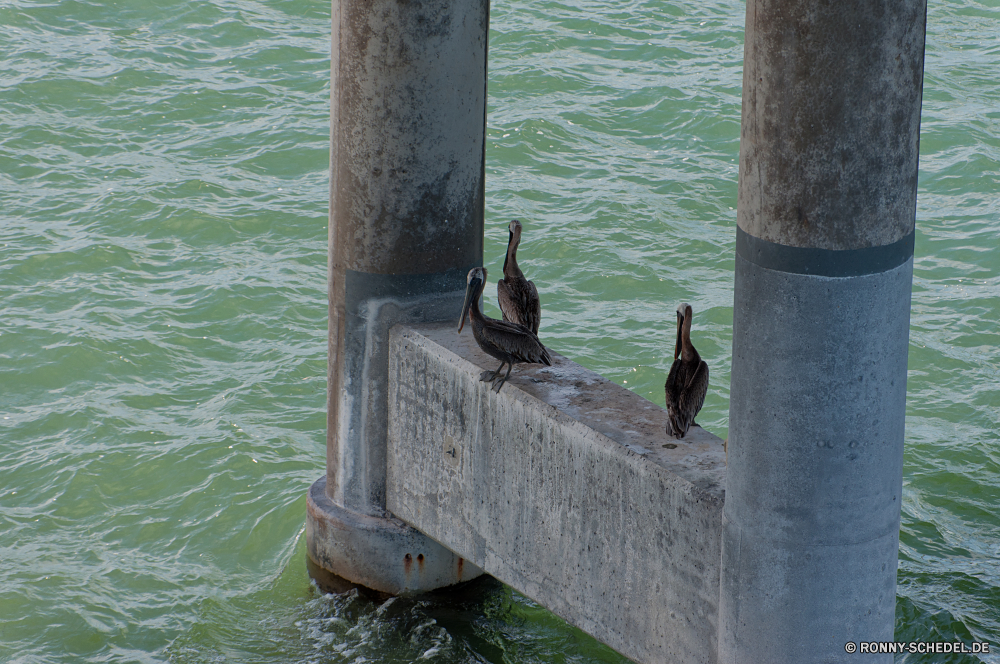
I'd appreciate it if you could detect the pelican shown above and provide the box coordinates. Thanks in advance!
[665,302,709,439]
[497,219,541,335]
[459,267,551,393]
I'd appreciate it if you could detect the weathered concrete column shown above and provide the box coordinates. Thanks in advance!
[307,0,489,594]
[722,0,926,661]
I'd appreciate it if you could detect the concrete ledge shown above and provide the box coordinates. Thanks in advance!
[386,322,726,664]
[306,477,483,596]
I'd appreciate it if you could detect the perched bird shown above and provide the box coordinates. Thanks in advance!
[497,219,541,335]
[665,302,709,439]
[459,267,551,393]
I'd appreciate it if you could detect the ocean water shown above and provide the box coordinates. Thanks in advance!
[0,0,997,661]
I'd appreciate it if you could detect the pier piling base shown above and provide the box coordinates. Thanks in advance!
[307,477,482,596]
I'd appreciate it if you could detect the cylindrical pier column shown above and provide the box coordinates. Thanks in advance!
[722,0,926,661]
[307,0,488,594]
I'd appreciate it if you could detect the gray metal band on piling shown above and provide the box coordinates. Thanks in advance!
[736,227,915,278]
[722,0,926,660]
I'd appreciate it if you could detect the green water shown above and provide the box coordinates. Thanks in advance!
[1,0,997,661]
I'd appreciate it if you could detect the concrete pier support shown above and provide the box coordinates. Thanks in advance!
[387,323,727,664]
[307,0,489,594]
[721,0,926,661]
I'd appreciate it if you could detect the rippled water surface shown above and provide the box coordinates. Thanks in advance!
[1,0,997,661]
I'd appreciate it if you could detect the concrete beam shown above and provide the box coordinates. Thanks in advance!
[386,323,726,664]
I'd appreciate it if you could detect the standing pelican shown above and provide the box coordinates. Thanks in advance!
[459,267,551,393]
[665,303,709,439]
[497,219,541,335]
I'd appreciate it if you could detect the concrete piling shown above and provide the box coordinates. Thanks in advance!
[722,0,927,661]
[307,0,489,594]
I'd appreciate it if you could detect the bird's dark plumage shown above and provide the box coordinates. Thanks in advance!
[665,303,709,439]
[497,219,541,335]
[459,267,551,392]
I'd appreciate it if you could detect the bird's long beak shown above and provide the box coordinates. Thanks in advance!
[674,311,683,360]
[458,278,479,334]
[503,229,514,275]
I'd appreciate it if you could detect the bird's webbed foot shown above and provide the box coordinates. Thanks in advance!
[491,364,514,393]
[480,362,505,385]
